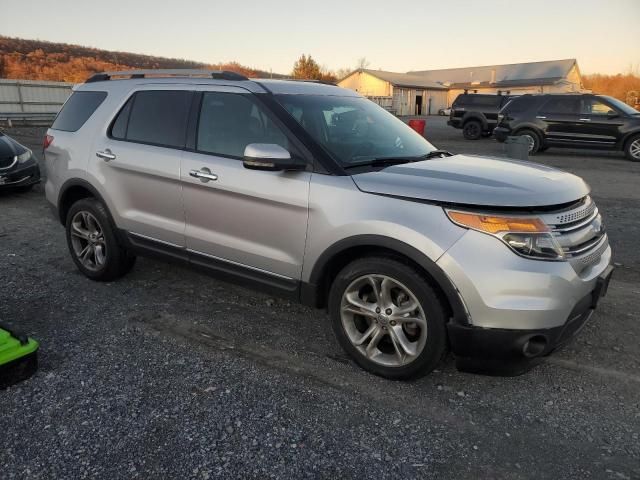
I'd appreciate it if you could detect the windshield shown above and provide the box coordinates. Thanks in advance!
[599,95,640,115]
[275,95,437,166]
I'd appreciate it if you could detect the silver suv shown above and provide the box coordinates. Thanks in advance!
[44,70,613,379]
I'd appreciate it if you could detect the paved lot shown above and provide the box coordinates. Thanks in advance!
[1,117,639,479]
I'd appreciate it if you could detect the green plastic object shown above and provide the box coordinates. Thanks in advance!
[0,326,39,389]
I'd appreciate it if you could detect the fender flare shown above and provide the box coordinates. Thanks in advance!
[305,234,469,325]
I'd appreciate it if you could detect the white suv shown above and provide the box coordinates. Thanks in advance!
[44,70,613,379]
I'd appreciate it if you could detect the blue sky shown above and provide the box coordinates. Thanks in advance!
[2,0,638,74]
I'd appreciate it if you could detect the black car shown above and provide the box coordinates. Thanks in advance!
[0,132,40,191]
[494,94,640,161]
[447,93,514,139]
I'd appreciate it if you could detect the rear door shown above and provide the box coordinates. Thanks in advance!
[90,87,192,247]
[536,96,581,145]
[577,97,625,148]
[180,88,311,284]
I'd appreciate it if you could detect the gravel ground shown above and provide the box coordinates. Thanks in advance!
[1,118,639,479]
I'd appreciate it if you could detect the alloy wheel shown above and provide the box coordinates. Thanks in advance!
[70,211,107,271]
[340,274,428,367]
[522,134,536,152]
[630,139,640,160]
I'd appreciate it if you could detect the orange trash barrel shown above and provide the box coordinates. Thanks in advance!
[408,119,426,136]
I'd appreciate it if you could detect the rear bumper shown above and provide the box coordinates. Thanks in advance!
[0,161,40,189]
[493,126,511,142]
[447,264,613,375]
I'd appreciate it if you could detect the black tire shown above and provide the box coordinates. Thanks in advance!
[328,257,449,380]
[65,198,136,281]
[539,146,550,152]
[462,120,482,140]
[624,134,640,162]
[516,128,541,155]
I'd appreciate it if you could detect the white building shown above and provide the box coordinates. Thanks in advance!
[338,59,584,115]
[338,69,449,116]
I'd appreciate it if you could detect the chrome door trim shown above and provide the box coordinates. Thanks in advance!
[186,248,293,280]
[129,231,183,249]
[127,231,293,281]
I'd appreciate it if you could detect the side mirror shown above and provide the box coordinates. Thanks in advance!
[607,110,619,119]
[243,143,305,172]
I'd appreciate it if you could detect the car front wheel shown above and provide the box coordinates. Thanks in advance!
[328,257,448,380]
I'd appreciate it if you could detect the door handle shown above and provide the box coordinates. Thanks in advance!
[579,118,591,122]
[96,149,116,161]
[189,168,218,182]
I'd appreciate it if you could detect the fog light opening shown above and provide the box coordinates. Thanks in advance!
[522,335,548,358]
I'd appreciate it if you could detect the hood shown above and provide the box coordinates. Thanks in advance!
[351,154,590,208]
[0,134,25,159]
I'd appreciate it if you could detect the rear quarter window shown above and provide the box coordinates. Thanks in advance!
[51,91,107,132]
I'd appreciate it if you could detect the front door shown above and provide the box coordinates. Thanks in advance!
[181,90,311,284]
[576,97,625,148]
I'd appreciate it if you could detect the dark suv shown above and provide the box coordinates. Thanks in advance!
[494,93,640,160]
[448,94,513,140]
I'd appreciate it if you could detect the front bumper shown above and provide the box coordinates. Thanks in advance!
[437,229,613,375]
[447,265,613,375]
[493,126,510,142]
[0,160,40,189]
[447,119,461,129]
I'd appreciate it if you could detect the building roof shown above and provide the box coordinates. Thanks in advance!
[407,59,577,88]
[355,69,448,90]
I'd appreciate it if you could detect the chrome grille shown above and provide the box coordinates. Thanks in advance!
[554,200,596,225]
[540,196,609,272]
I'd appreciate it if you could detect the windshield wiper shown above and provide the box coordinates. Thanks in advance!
[423,149,453,159]
[343,150,453,170]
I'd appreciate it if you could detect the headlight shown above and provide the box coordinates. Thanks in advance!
[446,210,565,261]
[16,150,32,164]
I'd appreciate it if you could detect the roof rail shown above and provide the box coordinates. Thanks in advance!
[286,78,337,86]
[85,69,249,83]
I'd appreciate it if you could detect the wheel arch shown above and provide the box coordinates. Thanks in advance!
[620,130,640,150]
[57,179,112,226]
[462,114,488,130]
[302,235,469,325]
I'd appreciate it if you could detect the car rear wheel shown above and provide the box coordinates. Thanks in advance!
[65,198,136,281]
[463,120,482,140]
[516,129,541,155]
[328,257,448,380]
[625,134,640,162]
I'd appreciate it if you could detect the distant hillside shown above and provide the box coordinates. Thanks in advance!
[0,36,285,83]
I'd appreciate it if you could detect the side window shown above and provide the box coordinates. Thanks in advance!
[52,91,107,132]
[111,90,191,148]
[580,98,615,116]
[110,97,133,140]
[540,97,579,115]
[197,92,291,158]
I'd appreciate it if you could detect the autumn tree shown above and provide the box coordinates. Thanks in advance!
[291,54,337,83]
[292,54,323,80]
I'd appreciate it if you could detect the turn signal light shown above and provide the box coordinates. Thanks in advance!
[446,211,549,234]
